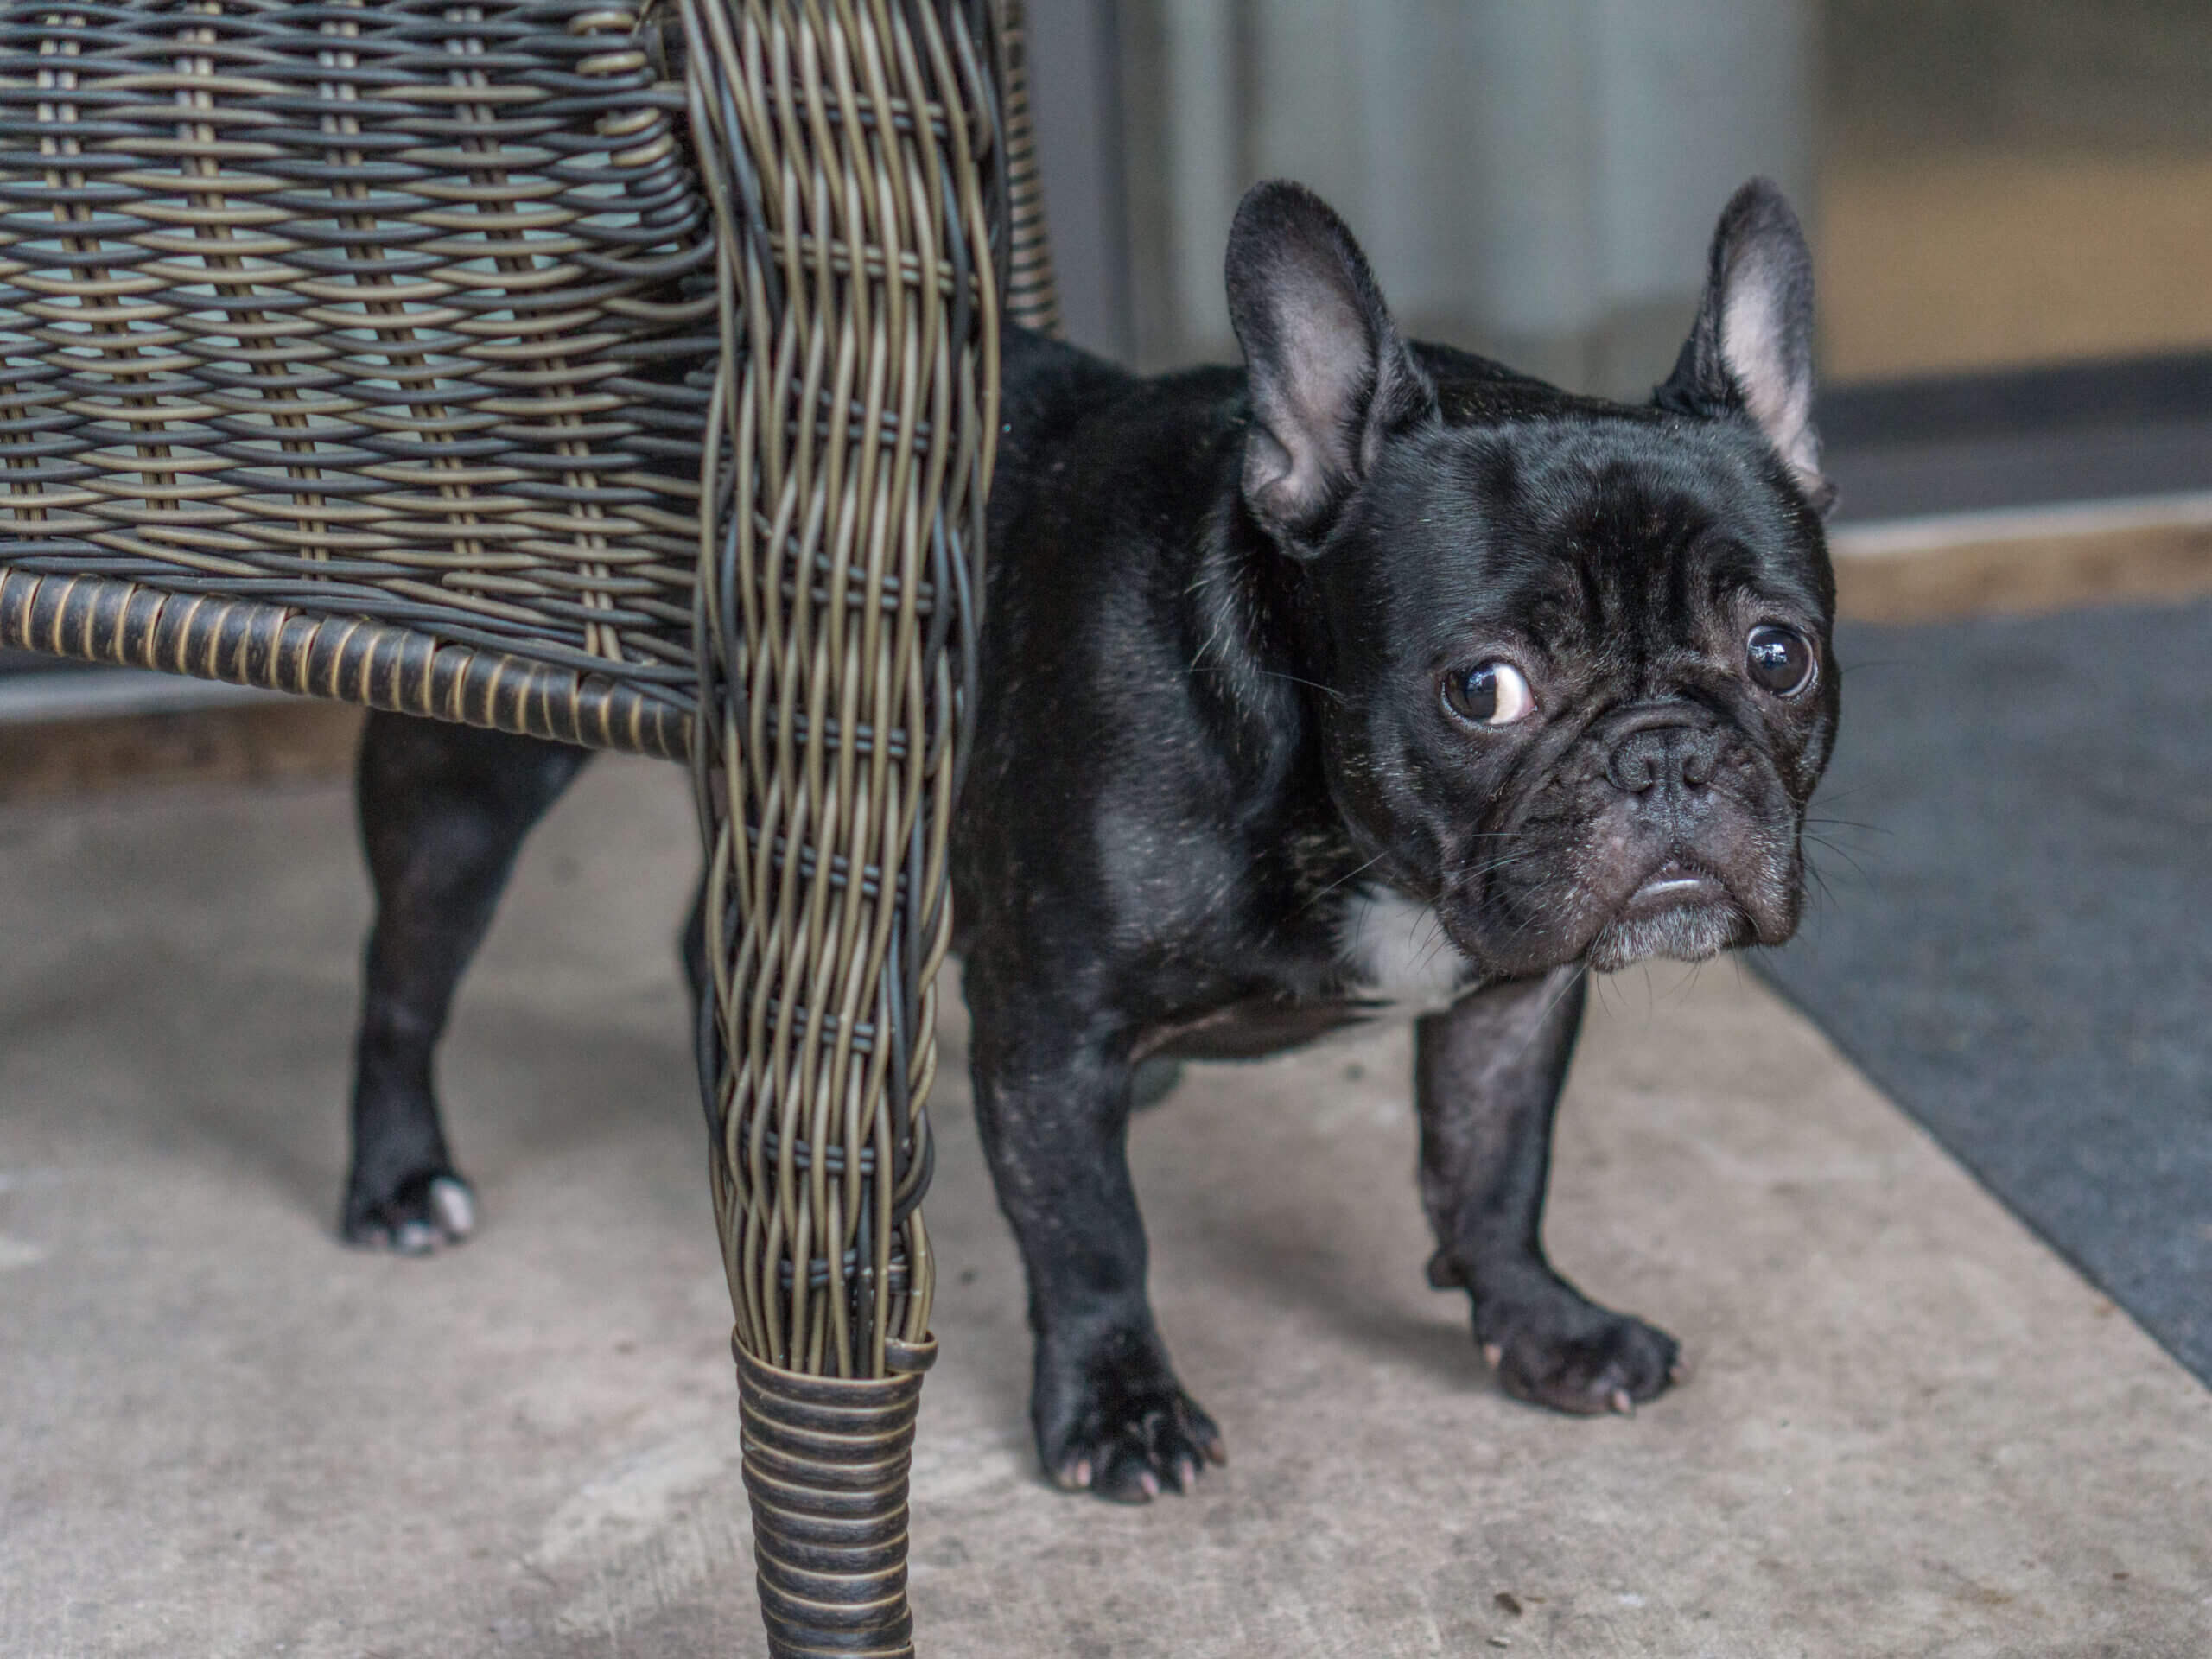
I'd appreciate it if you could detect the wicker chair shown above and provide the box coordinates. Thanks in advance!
[0,1,1054,1651]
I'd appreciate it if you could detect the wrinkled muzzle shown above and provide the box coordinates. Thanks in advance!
[1446,704,1806,978]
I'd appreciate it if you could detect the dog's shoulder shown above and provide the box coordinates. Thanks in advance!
[999,326,1243,479]
[989,327,1253,643]
[999,326,1130,439]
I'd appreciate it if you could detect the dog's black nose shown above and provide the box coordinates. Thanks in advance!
[1607,722,1722,796]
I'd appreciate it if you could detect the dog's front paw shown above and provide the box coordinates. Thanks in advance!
[1474,1287,1681,1417]
[1034,1328,1226,1503]
[342,1166,477,1255]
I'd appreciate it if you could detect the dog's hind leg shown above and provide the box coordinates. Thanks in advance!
[343,712,592,1251]
[1416,968,1683,1415]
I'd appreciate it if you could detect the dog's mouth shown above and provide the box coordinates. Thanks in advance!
[1448,801,1806,978]
[1619,859,1730,918]
[1581,857,1752,972]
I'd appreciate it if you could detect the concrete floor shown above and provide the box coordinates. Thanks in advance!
[3,757,2209,1658]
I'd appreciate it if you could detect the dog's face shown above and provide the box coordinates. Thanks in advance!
[1226,181,1839,981]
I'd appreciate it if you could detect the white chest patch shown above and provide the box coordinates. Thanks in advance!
[1338,887,1471,1020]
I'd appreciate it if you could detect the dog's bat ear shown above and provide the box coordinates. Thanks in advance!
[1655,178,1834,516]
[1225,181,1436,550]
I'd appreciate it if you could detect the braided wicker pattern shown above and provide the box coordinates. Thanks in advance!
[682,0,1000,1388]
[0,0,715,709]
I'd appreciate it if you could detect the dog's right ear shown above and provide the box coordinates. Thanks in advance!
[1225,181,1436,550]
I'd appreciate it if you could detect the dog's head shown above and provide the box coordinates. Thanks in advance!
[1225,178,1839,980]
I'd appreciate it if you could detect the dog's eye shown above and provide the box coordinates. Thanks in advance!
[1746,625,1815,696]
[1443,661,1534,727]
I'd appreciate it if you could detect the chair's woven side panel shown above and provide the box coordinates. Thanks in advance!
[683,0,1001,1385]
[0,0,718,721]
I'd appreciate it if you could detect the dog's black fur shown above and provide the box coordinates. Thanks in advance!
[343,179,1839,1504]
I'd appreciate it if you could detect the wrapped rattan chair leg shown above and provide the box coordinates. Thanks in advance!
[682,1,1020,1653]
[737,1340,938,1659]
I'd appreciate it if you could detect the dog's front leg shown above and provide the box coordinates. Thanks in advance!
[966,983,1224,1503]
[1416,969,1682,1414]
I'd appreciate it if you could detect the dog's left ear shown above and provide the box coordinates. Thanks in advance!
[1656,178,1834,515]
[1226,181,1437,550]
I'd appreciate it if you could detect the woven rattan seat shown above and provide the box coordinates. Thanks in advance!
[0,3,1047,1652]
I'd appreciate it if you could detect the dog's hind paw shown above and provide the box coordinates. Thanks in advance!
[342,1170,477,1255]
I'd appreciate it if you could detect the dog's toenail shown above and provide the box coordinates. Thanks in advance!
[428,1178,475,1238]
[1482,1343,1503,1370]
[1610,1388,1634,1416]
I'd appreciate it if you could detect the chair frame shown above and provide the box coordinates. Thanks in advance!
[0,2,1055,1652]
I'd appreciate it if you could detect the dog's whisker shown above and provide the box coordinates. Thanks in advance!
[1183,663,1347,706]
[1299,849,1390,914]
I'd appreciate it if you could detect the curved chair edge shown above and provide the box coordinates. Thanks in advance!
[0,569,692,763]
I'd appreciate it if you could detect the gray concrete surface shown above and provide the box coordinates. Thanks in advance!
[3,757,2209,1658]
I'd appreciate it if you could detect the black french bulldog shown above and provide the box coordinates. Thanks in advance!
[343,177,1838,1504]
